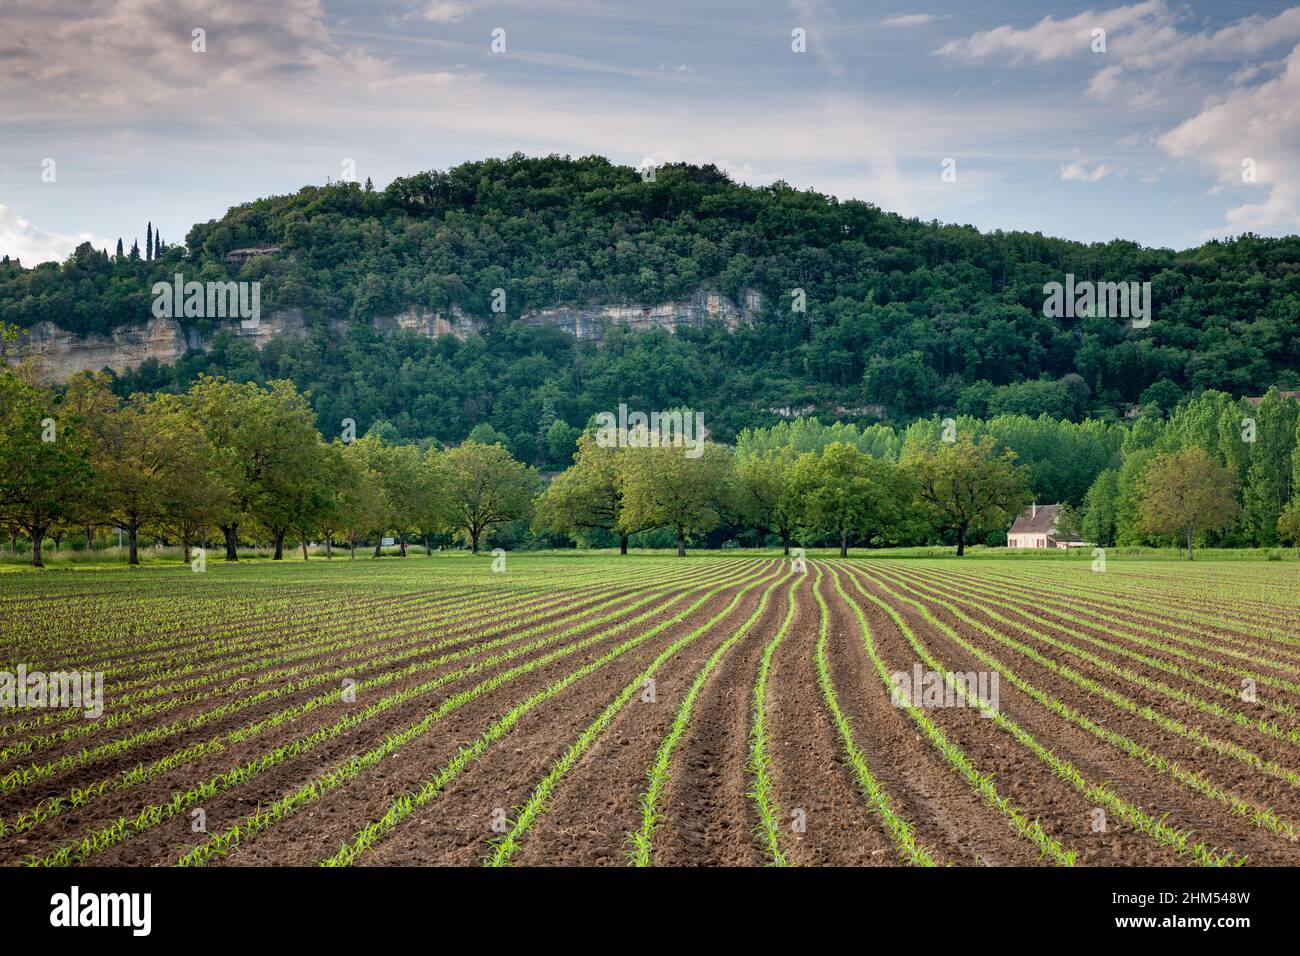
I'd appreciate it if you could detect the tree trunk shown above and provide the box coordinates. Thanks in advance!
[619,532,628,556]
[956,526,967,557]
[782,533,791,556]
[676,531,686,557]
[85,525,95,550]
[273,532,284,560]
[424,534,432,557]
[31,527,45,568]
[373,536,382,558]
[1186,528,1194,561]
[182,537,191,564]
[471,530,480,554]
[128,526,139,566]
[222,524,239,561]
[398,533,407,557]
[301,536,309,560]
[326,536,333,559]
[839,530,848,558]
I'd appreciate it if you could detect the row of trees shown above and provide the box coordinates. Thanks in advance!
[534,428,1031,558]
[0,368,537,567]
[3,363,1295,566]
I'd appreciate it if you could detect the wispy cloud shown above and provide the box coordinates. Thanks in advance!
[422,1,475,23]
[880,14,944,28]
[1058,159,1112,182]
[0,204,106,265]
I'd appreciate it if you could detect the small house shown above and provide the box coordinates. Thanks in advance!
[1006,503,1083,549]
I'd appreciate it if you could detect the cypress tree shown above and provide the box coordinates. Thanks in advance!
[115,238,124,260]
[146,222,153,261]
[129,239,140,260]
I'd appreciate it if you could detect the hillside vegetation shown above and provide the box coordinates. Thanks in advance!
[3,154,1299,453]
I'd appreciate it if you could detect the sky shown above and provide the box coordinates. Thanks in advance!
[3,0,1300,263]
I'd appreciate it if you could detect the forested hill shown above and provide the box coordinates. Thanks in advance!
[4,153,1299,455]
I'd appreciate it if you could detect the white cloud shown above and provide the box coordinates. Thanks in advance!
[1158,44,1300,237]
[936,2,1300,71]
[422,2,474,23]
[936,1,1165,64]
[1086,63,1123,98]
[1058,160,1111,182]
[0,204,107,265]
[880,14,941,28]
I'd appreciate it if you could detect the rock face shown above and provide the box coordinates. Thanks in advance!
[11,288,763,382]
[15,310,313,382]
[522,288,764,341]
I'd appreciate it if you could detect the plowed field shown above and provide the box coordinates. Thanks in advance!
[2,555,1296,867]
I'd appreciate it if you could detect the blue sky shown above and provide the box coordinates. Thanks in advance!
[3,0,1300,262]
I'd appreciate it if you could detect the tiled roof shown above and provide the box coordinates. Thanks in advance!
[1008,503,1061,535]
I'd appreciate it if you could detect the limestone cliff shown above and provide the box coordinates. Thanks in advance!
[11,289,763,383]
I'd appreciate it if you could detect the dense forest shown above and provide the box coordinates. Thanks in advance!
[3,356,1297,563]
[3,154,1299,469]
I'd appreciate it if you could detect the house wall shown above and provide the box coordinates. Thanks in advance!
[1007,534,1048,548]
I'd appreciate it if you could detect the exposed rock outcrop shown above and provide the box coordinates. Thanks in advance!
[11,288,763,383]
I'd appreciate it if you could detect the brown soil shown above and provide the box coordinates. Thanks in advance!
[6,555,1296,869]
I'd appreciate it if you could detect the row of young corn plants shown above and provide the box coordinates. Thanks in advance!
[824,563,1077,866]
[809,564,938,866]
[0,570,677,765]
[7,566,588,702]
[744,575,803,867]
[950,566,1300,679]
[865,564,1300,798]
[0,585,492,744]
[194,563,778,867]
[8,563,746,847]
[0,573,668,794]
[628,570,792,865]
[842,562,1255,862]
[480,563,788,867]
[884,564,1300,742]
[2,559,619,701]
[898,563,1300,710]
[990,558,1300,612]
[0,572,491,673]
[27,562,757,864]
[966,565,1300,652]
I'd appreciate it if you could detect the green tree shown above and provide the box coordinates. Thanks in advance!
[186,376,321,561]
[618,442,733,557]
[147,393,231,563]
[1277,499,1300,557]
[906,433,1030,556]
[735,449,803,554]
[533,432,641,553]
[0,370,94,567]
[1080,468,1119,547]
[1243,391,1298,545]
[1137,446,1240,560]
[337,442,388,558]
[441,440,537,553]
[791,442,907,557]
